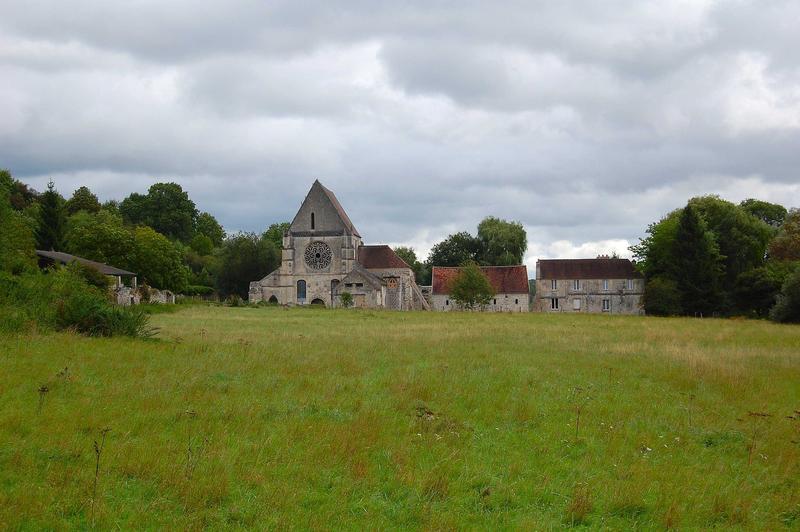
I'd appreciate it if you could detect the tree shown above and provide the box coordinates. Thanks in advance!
[642,277,682,316]
[449,261,495,310]
[119,192,148,226]
[688,196,773,291]
[769,209,800,261]
[101,199,121,217]
[0,173,36,273]
[740,199,787,228]
[196,211,225,246]
[64,210,133,268]
[477,216,527,265]
[770,269,800,323]
[630,210,681,279]
[119,183,198,241]
[263,222,290,249]
[0,169,38,211]
[129,226,189,292]
[189,234,214,256]
[426,232,482,268]
[35,180,67,251]
[671,204,724,316]
[734,263,797,317]
[66,186,101,215]
[216,233,280,298]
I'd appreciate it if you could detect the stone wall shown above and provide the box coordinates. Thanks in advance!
[431,293,529,312]
[533,278,644,314]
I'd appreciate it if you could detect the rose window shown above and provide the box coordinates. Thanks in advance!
[304,241,332,270]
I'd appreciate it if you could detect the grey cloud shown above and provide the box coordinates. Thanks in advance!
[2,0,800,263]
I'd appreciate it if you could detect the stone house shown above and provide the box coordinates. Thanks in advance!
[430,265,530,311]
[534,258,644,314]
[249,180,428,310]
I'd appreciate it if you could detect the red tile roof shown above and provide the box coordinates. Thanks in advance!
[432,265,529,295]
[358,245,411,269]
[537,259,642,279]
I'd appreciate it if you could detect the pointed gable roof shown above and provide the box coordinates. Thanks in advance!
[358,245,411,269]
[290,180,360,237]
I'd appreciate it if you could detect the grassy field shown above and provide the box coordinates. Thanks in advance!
[1,306,799,529]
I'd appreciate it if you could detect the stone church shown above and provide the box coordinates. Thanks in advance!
[249,180,429,310]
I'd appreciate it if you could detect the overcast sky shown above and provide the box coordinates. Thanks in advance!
[2,1,800,272]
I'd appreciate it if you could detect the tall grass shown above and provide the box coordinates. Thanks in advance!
[0,306,798,528]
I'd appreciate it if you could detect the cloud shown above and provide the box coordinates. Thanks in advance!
[2,0,800,263]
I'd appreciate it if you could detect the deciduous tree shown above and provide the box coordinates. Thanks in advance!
[449,261,495,310]
[477,216,527,266]
[66,186,101,215]
[216,233,279,298]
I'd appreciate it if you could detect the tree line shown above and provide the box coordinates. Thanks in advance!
[631,196,800,322]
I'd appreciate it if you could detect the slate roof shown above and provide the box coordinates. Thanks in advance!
[432,265,529,295]
[358,245,411,270]
[318,181,361,237]
[340,263,385,290]
[36,250,136,276]
[537,258,642,279]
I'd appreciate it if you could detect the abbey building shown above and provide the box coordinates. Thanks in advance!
[249,181,429,310]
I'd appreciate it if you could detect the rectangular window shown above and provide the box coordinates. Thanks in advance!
[602,299,610,311]
[551,279,557,290]
[445,299,449,306]
[603,279,609,291]
[550,298,559,310]
[493,298,497,305]
[573,298,581,310]
[355,283,363,287]
[626,279,633,290]
[573,279,580,290]
[515,298,519,304]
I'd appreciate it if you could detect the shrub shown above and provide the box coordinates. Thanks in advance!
[340,291,353,308]
[0,268,153,337]
[770,269,800,323]
[226,294,243,307]
[185,284,214,296]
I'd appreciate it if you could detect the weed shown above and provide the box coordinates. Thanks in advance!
[569,385,592,442]
[744,411,772,465]
[565,483,592,525]
[37,385,48,414]
[90,428,111,522]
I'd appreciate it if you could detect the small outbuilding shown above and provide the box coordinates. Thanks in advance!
[35,250,140,305]
[431,265,530,311]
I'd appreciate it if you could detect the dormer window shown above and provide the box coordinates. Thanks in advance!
[311,212,315,230]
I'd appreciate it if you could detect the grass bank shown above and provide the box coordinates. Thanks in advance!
[1,306,799,528]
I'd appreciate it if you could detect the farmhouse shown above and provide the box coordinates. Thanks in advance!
[534,257,644,314]
[249,180,429,309]
[431,265,530,311]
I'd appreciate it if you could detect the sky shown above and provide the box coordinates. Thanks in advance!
[2,1,800,273]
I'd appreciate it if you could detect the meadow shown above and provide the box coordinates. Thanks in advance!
[1,305,799,529]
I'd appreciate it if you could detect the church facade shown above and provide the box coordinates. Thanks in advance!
[249,181,429,310]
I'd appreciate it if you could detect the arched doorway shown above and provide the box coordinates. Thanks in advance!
[268,295,278,304]
[310,298,325,307]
